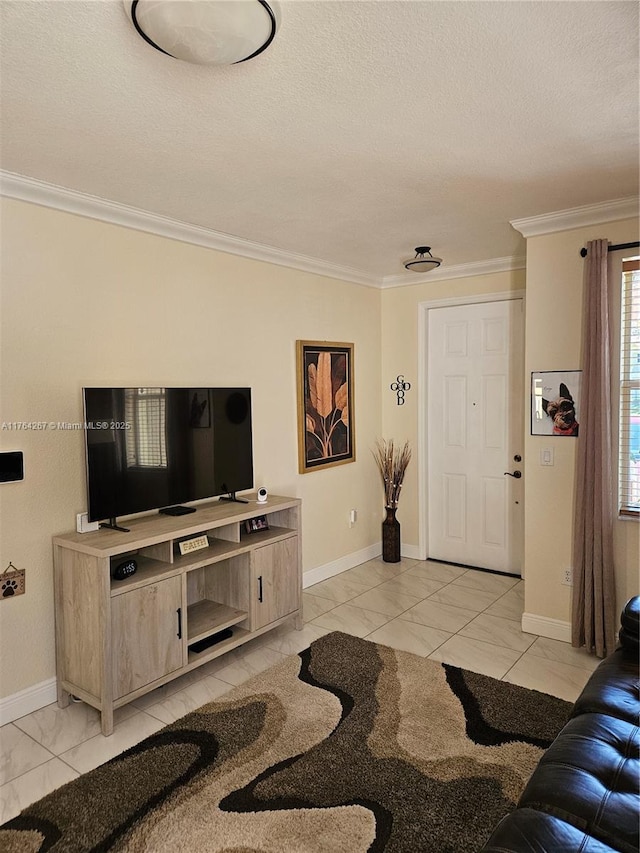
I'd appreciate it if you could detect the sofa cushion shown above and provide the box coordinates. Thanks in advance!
[482,807,621,852]
[517,713,639,853]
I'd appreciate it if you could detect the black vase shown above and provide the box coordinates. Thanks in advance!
[382,506,401,563]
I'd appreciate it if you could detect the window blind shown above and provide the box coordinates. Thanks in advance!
[125,388,168,469]
[619,259,640,516]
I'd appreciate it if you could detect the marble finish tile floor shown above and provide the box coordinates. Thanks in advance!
[1,557,600,824]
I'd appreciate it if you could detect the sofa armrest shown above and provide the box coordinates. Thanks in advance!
[619,596,639,652]
[571,648,639,725]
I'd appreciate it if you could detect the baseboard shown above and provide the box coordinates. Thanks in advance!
[400,543,423,561]
[302,541,424,588]
[522,612,571,643]
[0,677,57,726]
[303,543,381,588]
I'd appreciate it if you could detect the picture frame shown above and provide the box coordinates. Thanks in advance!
[244,515,269,534]
[189,389,211,428]
[296,341,355,473]
[531,370,582,436]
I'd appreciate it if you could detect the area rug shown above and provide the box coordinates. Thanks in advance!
[1,631,573,853]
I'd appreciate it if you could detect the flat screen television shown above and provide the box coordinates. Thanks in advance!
[83,387,253,527]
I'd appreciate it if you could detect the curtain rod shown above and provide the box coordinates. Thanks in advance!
[579,241,640,258]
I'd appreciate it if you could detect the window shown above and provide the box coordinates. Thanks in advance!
[619,259,640,516]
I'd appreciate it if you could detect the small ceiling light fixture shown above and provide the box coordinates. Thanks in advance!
[125,0,279,66]
[403,246,443,273]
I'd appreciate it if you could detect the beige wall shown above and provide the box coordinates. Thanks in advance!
[2,195,637,703]
[380,270,526,549]
[0,198,382,699]
[524,217,639,624]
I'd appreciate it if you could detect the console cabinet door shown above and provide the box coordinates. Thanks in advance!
[111,576,184,699]
[251,538,299,631]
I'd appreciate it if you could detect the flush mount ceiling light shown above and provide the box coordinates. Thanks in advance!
[125,0,279,66]
[403,246,443,272]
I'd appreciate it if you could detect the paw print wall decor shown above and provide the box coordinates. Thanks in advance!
[1,562,25,599]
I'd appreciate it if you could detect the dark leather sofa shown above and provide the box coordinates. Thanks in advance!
[481,597,639,853]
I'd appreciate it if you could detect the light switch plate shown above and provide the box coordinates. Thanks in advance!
[540,448,554,466]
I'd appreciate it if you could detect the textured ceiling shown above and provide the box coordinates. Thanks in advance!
[1,0,638,280]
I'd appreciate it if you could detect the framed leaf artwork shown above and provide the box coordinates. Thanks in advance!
[296,341,355,473]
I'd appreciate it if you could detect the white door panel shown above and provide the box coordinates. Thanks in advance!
[483,375,507,449]
[444,376,467,446]
[428,300,523,575]
[444,473,466,541]
[446,322,468,356]
[482,477,506,547]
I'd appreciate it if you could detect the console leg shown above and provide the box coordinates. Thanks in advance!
[57,683,70,709]
[101,706,114,737]
[295,611,303,630]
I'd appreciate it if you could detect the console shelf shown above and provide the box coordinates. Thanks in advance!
[187,600,247,643]
[185,626,252,667]
[53,494,302,735]
[108,556,179,596]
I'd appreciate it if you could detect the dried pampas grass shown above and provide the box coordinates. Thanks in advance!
[372,439,411,508]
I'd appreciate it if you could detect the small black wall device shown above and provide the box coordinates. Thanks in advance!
[0,451,24,483]
[112,559,137,581]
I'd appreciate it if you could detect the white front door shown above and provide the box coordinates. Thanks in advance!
[427,299,524,575]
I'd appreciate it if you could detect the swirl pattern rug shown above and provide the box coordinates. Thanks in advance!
[1,631,572,853]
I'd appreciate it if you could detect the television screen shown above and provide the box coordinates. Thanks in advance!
[83,387,253,522]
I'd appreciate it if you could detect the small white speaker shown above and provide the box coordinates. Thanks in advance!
[257,487,268,503]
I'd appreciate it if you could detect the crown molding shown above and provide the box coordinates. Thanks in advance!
[380,255,526,289]
[1,171,529,289]
[510,196,639,238]
[0,171,378,288]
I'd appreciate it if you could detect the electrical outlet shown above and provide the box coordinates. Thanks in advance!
[562,568,573,586]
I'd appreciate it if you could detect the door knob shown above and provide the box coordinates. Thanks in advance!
[504,470,522,478]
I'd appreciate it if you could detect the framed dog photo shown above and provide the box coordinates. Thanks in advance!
[531,371,582,437]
